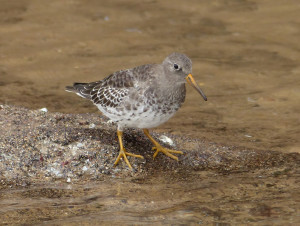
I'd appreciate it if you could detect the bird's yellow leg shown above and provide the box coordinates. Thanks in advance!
[143,129,183,161]
[114,130,144,169]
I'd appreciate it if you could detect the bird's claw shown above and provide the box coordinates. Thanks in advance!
[152,145,183,161]
[114,148,144,169]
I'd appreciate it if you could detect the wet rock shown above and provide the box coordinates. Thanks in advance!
[0,105,299,187]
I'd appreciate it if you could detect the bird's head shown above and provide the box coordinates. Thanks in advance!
[163,52,207,101]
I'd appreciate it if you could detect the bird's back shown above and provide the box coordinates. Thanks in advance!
[65,64,157,105]
[65,62,187,129]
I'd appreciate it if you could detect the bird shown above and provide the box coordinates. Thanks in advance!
[66,52,207,169]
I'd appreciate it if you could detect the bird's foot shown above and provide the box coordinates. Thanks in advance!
[152,144,183,161]
[143,129,183,161]
[114,148,144,169]
[115,129,144,169]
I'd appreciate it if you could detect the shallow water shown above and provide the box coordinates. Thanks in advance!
[0,0,299,224]
[1,169,299,225]
[1,0,299,153]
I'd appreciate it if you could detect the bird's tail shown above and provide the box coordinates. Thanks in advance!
[65,83,92,99]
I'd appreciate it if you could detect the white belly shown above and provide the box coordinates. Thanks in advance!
[96,104,177,130]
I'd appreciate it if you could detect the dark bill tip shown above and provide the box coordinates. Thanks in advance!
[186,74,207,101]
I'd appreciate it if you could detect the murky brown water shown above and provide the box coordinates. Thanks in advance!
[0,0,299,224]
[1,162,299,225]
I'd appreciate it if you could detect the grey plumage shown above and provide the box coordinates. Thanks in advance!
[65,53,207,168]
[66,53,196,130]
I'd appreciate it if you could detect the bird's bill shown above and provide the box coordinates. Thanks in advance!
[186,74,207,101]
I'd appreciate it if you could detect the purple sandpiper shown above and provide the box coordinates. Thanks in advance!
[66,52,207,169]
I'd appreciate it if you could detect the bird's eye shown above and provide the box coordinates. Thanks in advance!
[173,63,179,70]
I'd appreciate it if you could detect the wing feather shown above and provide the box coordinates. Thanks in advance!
[66,64,156,108]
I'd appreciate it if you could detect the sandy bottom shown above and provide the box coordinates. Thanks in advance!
[0,0,300,224]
